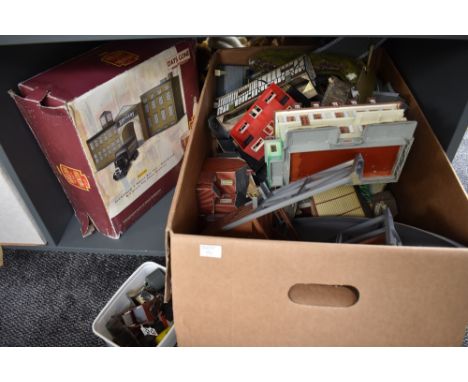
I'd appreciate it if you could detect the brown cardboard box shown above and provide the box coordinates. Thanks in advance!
[166,47,468,346]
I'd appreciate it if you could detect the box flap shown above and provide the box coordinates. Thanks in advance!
[17,39,193,106]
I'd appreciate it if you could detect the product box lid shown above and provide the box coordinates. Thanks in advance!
[17,39,190,106]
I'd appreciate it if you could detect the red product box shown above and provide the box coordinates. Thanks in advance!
[229,84,296,161]
[9,39,199,239]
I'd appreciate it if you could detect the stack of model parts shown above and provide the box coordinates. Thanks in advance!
[199,51,463,248]
[105,268,173,347]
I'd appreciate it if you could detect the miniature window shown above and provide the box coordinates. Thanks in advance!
[159,96,164,105]
[251,138,264,152]
[165,92,172,101]
[270,144,277,153]
[100,115,107,126]
[147,118,152,128]
[313,113,322,120]
[239,122,249,134]
[335,112,345,118]
[286,115,296,122]
[168,105,174,116]
[265,92,276,104]
[250,106,262,118]
[106,113,112,123]
[153,114,159,124]
[144,104,150,113]
[243,135,254,147]
[279,95,290,106]
[339,126,350,134]
[151,99,157,110]
[300,115,310,126]
[263,122,274,136]
[220,179,233,186]
[161,109,166,120]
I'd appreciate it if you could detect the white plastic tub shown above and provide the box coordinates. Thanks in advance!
[92,261,176,347]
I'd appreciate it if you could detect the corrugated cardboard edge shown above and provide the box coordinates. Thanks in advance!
[164,52,214,302]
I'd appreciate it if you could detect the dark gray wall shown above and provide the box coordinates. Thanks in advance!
[0,42,103,243]
[385,38,468,160]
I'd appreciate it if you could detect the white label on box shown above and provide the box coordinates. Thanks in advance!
[200,244,222,259]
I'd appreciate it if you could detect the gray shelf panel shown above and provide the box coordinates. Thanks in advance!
[6,188,174,256]
[0,36,168,46]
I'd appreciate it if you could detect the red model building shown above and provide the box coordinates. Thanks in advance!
[230,84,297,162]
[196,157,252,217]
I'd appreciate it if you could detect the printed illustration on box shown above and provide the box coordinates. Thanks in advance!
[69,59,190,229]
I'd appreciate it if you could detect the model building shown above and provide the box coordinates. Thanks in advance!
[265,102,417,187]
[229,84,297,162]
[197,157,252,217]
[216,55,316,130]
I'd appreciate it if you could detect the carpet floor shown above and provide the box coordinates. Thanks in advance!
[1,130,467,346]
[0,250,161,346]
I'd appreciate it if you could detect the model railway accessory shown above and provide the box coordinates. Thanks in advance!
[336,208,402,245]
[286,121,414,186]
[105,268,174,347]
[10,40,199,238]
[321,76,352,106]
[215,65,250,97]
[229,83,297,162]
[87,106,145,172]
[222,155,365,231]
[274,102,407,143]
[215,55,316,130]
[208,115,238,153]
[292,217,464,248]
[266,103,416,187]
[197,157,252,217]
[310,185,367,217]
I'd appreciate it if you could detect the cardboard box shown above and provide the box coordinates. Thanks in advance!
[10,39,198,238]
[166,47,468,346]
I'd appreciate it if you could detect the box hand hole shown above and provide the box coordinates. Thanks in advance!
[288,283,359,308]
